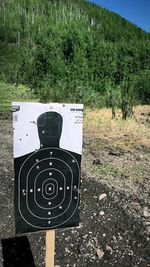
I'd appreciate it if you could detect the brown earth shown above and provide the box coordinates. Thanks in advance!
[0,108,150,267]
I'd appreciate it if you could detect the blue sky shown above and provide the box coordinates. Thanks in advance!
[89,0,150,32]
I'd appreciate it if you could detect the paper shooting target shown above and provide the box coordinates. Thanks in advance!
[13,103,83,234]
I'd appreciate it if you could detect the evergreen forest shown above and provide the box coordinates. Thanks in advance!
[0,0,150,117]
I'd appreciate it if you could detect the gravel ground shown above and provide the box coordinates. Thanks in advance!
[0,120,150,267]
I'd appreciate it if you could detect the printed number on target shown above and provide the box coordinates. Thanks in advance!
[13,102,83,234]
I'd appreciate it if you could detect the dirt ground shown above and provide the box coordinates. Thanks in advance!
[0,110,150,267]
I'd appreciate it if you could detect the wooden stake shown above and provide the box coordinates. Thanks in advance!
[45,230,55,267]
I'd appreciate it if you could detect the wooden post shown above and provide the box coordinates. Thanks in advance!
[45,230,55,267]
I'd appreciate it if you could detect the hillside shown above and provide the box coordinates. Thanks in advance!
[0,0,150,108]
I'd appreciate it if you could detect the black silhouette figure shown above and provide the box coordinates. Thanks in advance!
[37,112,63,148]
[14,112,81,234]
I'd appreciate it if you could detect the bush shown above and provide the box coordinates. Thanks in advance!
[0,82,38,112]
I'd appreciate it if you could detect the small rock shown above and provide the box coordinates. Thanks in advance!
[65,247,70,253]
[78,222,83,228]
[128,250,134,256]
[96,248,104,259]
[146,226,150,234]
[143,207,150,218]
[83,188,88,192]
[113,235,117,242]
[91,256,96,260]
[99,193,107,201]
[106,245,113,254]
[99,211,105,216]
[92,158,103,165]
[143,221,150,226]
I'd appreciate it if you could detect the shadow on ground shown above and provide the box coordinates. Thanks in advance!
[1,236,35,267]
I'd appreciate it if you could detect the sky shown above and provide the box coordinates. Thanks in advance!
[89,0,150,33]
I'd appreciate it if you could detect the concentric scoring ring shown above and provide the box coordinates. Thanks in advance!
[18,147,80,229]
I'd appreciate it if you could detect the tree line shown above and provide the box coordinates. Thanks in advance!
[0,0,150,118]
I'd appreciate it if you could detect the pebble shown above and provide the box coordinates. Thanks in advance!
[143,207,150,218]
[106,245,113,254]
[146,226,150,234]
[128,250,134,255]
[78,222,83,228]
[83,188,87,192]
[113,235,117,242]
[93,159,103,165]
[91,256,96,260]
[65,247,70,253]
[83,234,88,239]
[96,248,104,259]
[99,211,105,216]
[118,235,123,240]
[99,193,107,201]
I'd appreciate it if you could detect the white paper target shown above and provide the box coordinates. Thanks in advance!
[13,102,83,234]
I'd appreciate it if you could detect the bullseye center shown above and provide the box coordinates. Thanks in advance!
[45,183,55,195]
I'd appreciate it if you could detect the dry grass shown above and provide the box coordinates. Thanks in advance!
[84,105,150,151]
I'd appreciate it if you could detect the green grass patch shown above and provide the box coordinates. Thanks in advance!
[0,82,38,112]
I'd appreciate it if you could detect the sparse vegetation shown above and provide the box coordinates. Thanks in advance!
[84,105,150,150]
[83,105,150,197]
[0,82,38,112]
